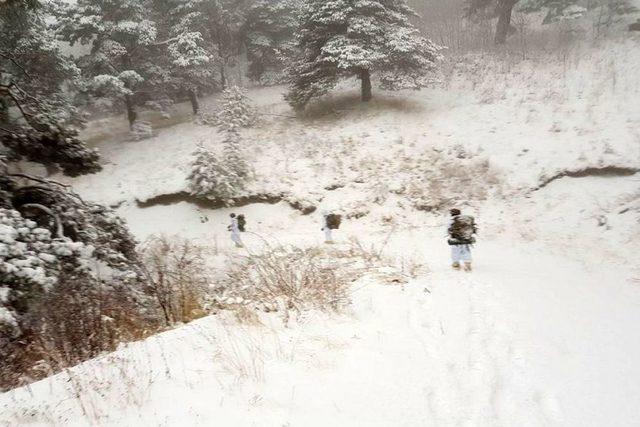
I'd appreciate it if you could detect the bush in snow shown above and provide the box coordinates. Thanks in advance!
[130,120,154,141]
[213,246,353,317]
[138,236,212,325]
[0,180,153,391]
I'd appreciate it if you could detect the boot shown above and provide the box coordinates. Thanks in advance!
[452,262,461,270]
[464,262,472,272]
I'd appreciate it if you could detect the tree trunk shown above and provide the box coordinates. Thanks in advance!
[188,89,199,115]
[360,68,372,102]
[494,0,517,45]
[0,97,8,124]
[219,62,227,90]
[124,95,137,129]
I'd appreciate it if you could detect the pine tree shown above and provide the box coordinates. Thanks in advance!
[160,0,248,91]
[153,0,219,115]
[187,143,243,202]
[1,0,100,175]
[56,0,162,128]
[519,0,585,25]
[188,86,252,202]
[217,86,257,128]
[222,122,250,180]
[464,0,520,44]
[285,0,443,111]
[243,0,300,83]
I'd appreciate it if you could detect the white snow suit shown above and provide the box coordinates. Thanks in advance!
[447,216,474,264]
[230,218,242,247]
[322,216,333,243]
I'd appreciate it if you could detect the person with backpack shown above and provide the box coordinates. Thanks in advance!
[447,208,477,271]
[228,213,244,248]
[322,211,341,244]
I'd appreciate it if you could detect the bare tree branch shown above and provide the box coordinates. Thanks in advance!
[19,203,65,238]
[0,52,31,78]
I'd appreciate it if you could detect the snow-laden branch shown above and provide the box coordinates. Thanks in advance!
[19,203,65,239]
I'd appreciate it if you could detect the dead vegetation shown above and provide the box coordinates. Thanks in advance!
[212,241,411,321]
[138,235,213,325]
[214,246,355,315]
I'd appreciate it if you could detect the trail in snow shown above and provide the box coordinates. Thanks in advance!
[5,238,611,426]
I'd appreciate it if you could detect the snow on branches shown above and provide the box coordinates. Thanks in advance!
[286,0,443,110]
[189,86,253,202]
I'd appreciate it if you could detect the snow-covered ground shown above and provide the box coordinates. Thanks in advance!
[2,38,640,425]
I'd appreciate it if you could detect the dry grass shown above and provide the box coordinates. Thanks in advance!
[138,235,213,326]
[216,246,354,315]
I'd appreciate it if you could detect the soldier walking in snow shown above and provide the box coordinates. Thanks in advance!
[228,213,244,248]
[322,211,341,244]
[447,208,477,271]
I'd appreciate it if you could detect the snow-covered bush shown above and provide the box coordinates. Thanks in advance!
[213,247,353,316]
[0,178,153,390]
[130,120,154,141]
[0,208,88,338]
[138,236,212,325]
[0,206,154,391]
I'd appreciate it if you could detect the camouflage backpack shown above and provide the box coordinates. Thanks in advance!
[325,214,342,230]
[237,214,246,232]
[448,215,477,244]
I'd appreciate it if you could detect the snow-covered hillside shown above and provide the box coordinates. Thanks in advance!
[1,38,640,426]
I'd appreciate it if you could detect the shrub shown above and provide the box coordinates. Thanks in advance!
[138,236,212,325]
[215,246,353,314]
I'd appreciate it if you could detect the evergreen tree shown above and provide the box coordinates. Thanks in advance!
[162,0,248,90]
[153,0,218,115]
[464,0,520,44]
[1,1,149,389]
[222,122,250,180]
[216,86,257,128]
[464,0,639,44]
[188,86,252,202]
[56,0,162,128]
[518,0,585,24]
[243,0,301,83]
[187,142,246,202]
[285,0,442,111]
[1,0,100,175]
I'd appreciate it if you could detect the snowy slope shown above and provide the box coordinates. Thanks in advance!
[2,38,640,426]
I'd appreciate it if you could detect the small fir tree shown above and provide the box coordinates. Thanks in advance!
[187,143,242,202]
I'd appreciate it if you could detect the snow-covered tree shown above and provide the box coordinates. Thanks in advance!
[464,0,520,44]
[518,0,585,24]
[243,0,300,83]
[152,0,217,115]
[217,86,257,128]
[188,86,252,202]
[187,143,244,202]
[161,0,247,91]
[222,122,250,180]
[285,0,443,111]
[1,1,155,390]
[56,0,162,128]
[1,0,100,176]
[465,0,638,44]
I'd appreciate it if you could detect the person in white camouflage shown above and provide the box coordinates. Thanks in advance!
[447,208,478,271]
[228,213,243,248]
